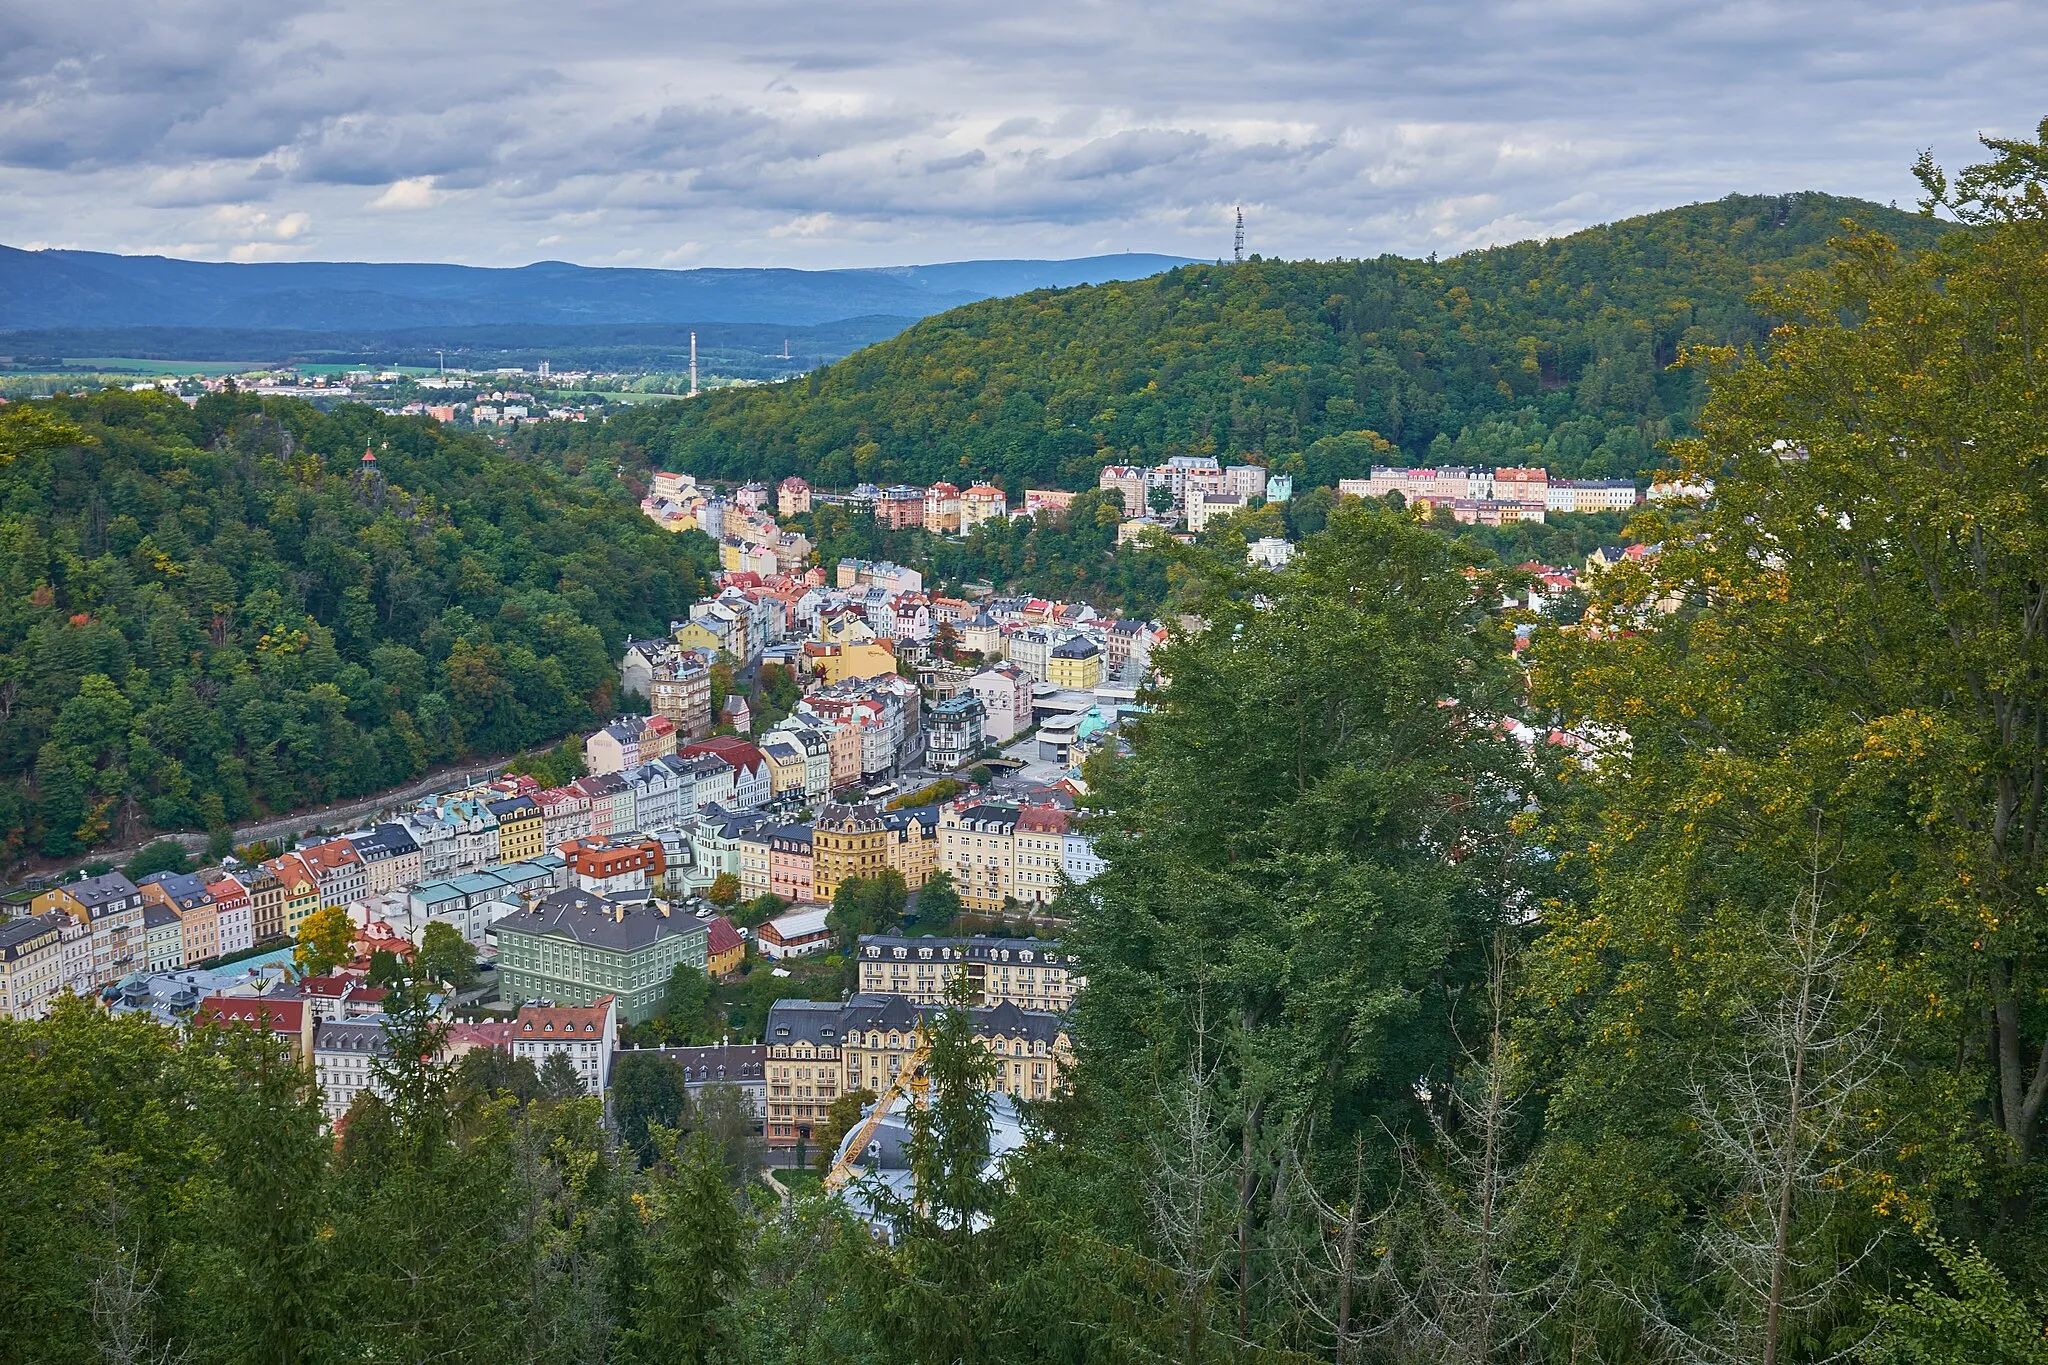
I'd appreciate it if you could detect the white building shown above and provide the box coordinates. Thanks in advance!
[512,996,619,1097]
[313,1017,391,1124]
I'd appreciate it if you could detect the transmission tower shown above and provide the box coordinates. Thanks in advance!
[1233,206,1244,263]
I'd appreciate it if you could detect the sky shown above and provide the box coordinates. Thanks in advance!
[2,0,2044,270]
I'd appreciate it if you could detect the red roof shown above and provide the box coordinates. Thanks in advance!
[706,917,743,957]
[1017,805,1071,834]
[515,996,615,1038]
[681,736,767,772]
[197,995,305,1033]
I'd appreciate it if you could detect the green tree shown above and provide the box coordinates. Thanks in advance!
[705,872,740,907]
[613,1051,690,1165]
[624,1130,745,1365]
[123,838,192,881]
[538,1051,585,1101]
[829,869,909,944]
[292,903,354,977]
[907,870,962,933]
[417,920,478,991]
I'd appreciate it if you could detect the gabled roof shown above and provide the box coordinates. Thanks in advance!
[515,997,615,1039]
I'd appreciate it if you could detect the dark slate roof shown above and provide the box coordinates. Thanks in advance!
[858,932,1067,966]
[314,1018,392,1056]
[0,911,68,958]
[486,796,539,820]
[1050,636,1101,659]
[138,871,214,910]
[492,889,706,953]
[65,871,141,910]
[354,823,421,857]
[765,998,846,1047]
[613,1043,766,1084]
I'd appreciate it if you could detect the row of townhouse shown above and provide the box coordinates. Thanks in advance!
[937,801,1103,912]
[762,993,1072,1147]
[1098,455,1272,520]
[1336,465,1641,522]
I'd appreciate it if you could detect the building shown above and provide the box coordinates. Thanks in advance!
[143,903,185,972]
[585,719,644,776]
[562,836,667,896]
[923,482,961,532]
[960,483,1008,531]
[203,872,255,956]
[761,999,846,1147]
[32,871,145,991]
[764,993,1074,1147]
[706,917,745,977]
[778,476,813,517]
[242,862,288,943]
[927,694,985,771]
[1013,805,1069,906]
[1224,464,1268,501]
[493,890,707,1025]
[1186,489,1245,533]
[618,1042,767,1120]
[720,694,753,734]
[313,1017,391,1124]
[196,995,313,1060]
[678,737,773,811]
[349,824,423,895]
[882,806,940,890]
[856,933,1080,1010]
[532,786,595,848]
[1265,473,1293,502]
[296,838,368,910]
[300,974,389,1022]
[262,854,321,938]
[512,996,620,1097]
[488,797,546,863]
[812,803,892,902]
[0,912,68,1019]
[876,484,926,529]
[769,825,816,902]
[1546,478,1640,514]
[738,822,775,899]
[967,664,1032,744]
[1097,465,1148,517]
[1047,636,1103,690]
[1063,831,1106,885]
[137,871,220,966]
[757,905,833,960]
[938,803,1021,911]
[650,656,714,740]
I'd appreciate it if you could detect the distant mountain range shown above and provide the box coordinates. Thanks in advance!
[0,248,1198,332]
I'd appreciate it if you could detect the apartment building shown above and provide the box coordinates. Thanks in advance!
[349,823,423,895]
[812,803,892,901]
[493,889,707,1025]
[1013,805,1069,906]
[938,803,1021,911]
[297,838,368,910]
[313,1017,391,1124]
[138,871,220,965]
[32,871,145,991]
[855,933,1080,1011]
[769,825,815,902]
[512,997,619,1098]
[0,911,69,1019]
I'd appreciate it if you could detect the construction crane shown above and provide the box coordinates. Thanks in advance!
[824,1029,932,1190]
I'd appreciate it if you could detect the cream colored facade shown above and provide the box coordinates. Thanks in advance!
[938,803,1019,911]
[811,804,891,903]
[855,934,1080,1011]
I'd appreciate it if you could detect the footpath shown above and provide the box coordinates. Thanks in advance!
[6,754,518,889]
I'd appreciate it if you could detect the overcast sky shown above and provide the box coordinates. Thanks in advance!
[2,1,2042,270]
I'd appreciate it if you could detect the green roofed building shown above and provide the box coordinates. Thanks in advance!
[492,889,708,1024]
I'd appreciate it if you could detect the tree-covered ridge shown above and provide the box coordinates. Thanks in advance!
[525,193,1950,493]
[0,389,715,861]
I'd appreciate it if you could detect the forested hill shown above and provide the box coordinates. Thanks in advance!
[525,193,1950,490]
[0,392,715,863]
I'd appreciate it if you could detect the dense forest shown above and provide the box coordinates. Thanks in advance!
[520,193,1948,495]
[0,391,715,863]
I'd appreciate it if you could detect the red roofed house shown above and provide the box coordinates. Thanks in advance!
[441,1018,515,1061]
[706,916,744,978]
[196,994,313,1059]
[512,996,618,1097]
[298,974,389,1022]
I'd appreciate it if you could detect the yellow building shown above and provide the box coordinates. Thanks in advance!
[1047,636,1104,690]
[266,854,320,936]
[674,620,725,655]
[811,803,892,902]
[487,796,546,863]
[807,641,898,686]
[882,808,939,889]
[0,912,68,1019]
[761,739,810,798]
[938,802,1020,912]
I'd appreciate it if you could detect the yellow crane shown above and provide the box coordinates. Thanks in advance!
[824,1029,931,1190]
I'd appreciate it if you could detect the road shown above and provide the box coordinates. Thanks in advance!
[8,755,519,889]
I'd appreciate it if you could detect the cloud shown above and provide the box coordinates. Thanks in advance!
[0,1,2043,268]
[368,176,444,210]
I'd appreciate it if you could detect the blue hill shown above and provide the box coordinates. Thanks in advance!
[0,248,1196,331]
